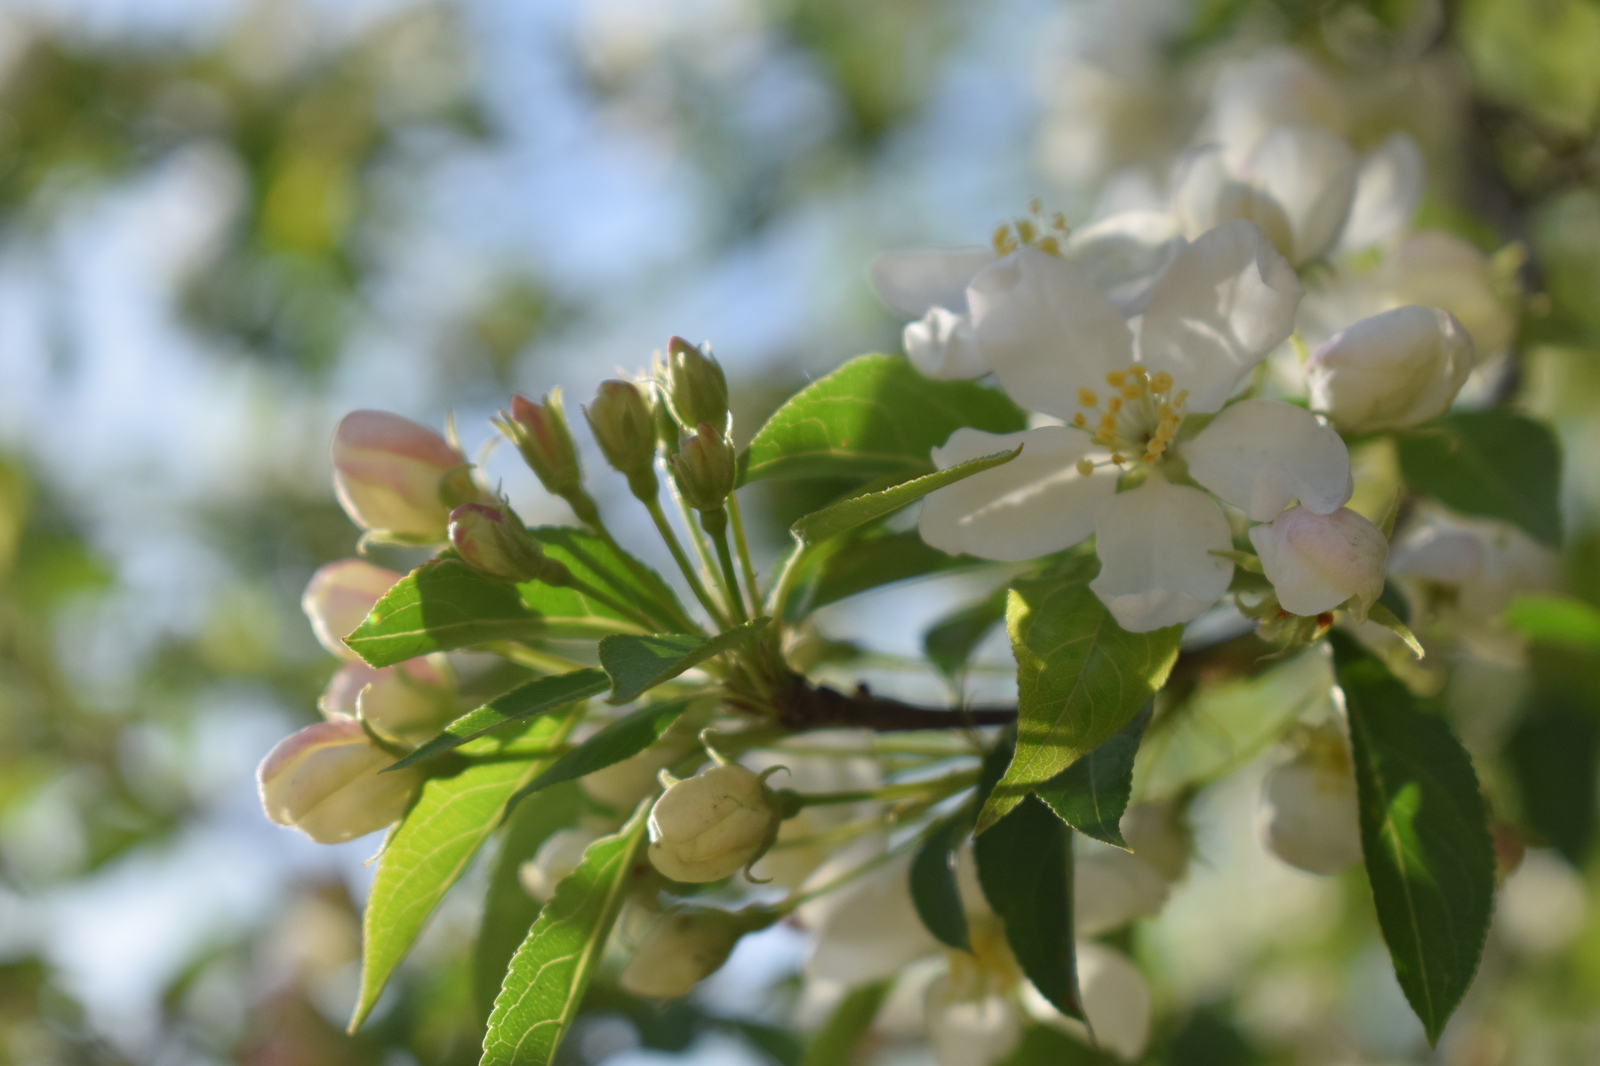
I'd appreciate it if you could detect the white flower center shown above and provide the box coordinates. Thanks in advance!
[991,199,1071,257]
[1068,363,1189,471]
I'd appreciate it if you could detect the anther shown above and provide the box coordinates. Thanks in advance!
[1071,413,1087,428]
[1015,219,1037,244]
[1111,453,1126,465]
[1051,211,1067,232]
[1028,197,1042,215]
[1105,370,1126,388]
[1077,387,1098,408]
[1106,397,1122,414]
[1121,383,1142,400]
[1036,235,1059,255]
[1174,389,1189,407]
[1129,365,1148,379]
[1075,458,1094,477]
[1149,371,1173,393]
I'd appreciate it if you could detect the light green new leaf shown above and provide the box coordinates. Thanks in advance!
[1332,635,1493,1046]
[518,697,695,797]
[1396,410,1562,546]
[532,526,691,634]
[739,354,1025,484]
[386,669,609,771]
[978,560,1180,833]
[598,618,768,704]
[800,981,890,1066]
[790,529,979,618]
[791,447,1021,545]
[1034,703,1150,848]
[1504,593,1600,651]
[352,714,573,1031]
[481,803,650,1066]
[346,558,545,667]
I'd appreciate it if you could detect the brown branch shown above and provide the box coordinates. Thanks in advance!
[776,675,1016,732]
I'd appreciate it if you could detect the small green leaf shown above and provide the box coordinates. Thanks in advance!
[1034,704,1151,848]
[791,448,1021,545]
[346,558,545,667]
[518,698,695,797]
[1332,635,1494,1046]
[740,354,1026,485]
[1397,410,1563,546]
[800,981,890,1066]
[472,783,583,1022]
[974,733,1082,1020]
[599,618,768,704]
[481,802,650,1066]
[1504,594,1600,650]
[532,526,691,634]
[925,584,1010,680]
[978,559,1181,834]
[1367,602,1425,660]
[387,669,609,770]
[352,715,573,1031]
[792,530,980,617]
[1507,695,1599,866]
[909,813,972,952]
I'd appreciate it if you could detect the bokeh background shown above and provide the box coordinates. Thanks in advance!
[0,0,1597,1063]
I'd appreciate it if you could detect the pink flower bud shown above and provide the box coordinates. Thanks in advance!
[320,657,452,746]
[502,392,583,499]
[448,503,562,584]
[331,410,473,539]
[1249,505,1387,620]
[302,559,402,660]
[584,379,659,499]
[666,425,736,514]
[662,337,729,432]
[257,718,424,843]
[1306,306,1476,433]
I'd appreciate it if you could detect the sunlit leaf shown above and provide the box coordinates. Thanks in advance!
[1504,593,1600,650]
[533,526,692,634]
[740,354,1025,484]
[386,669,609,770]
[517,697,696,797]
[1396,410,1562,546]
[481,802,651,1066]
[598,618,768,704]
[791,447,1020,545]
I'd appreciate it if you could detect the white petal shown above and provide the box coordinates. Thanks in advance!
[1136,219,1303,413]
[919,427,1117,562]
[1380,232,1515,361]
[1089,479,1234,632]
[1306,305,1476,433]
[1075,848,1169,936]
[1339,132,1424,252]
[904,307,986,379]
[870,247,993,317]
[924,978,1023,1066]
[804,855,940,984]
[1077,943,1153,1063]
[1208,47,1346,166]
[1258,747,1363,875]
[1183,399,1352,522]
[1170,145,1229,238]
[969,246,1134,420]
[1061,210,1187,314]
[1245,125,1358,264]
[1249,506,1388,618]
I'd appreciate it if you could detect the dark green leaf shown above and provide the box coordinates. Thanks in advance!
[910,814,972,952]
[978,559,1181,833]
[472,783,583,1022]
[801,981,890,1066]
[793,530,980,617]
[1507,696,1599,866]
[1397,410,1562,546]
[1332,635,1494,1046]
[1034,704,1151,848]
[925,584,1010,680]
[999,1025,1117,1065]
[532,526,691,634]
[353,716,572,1030]
[791,447,1021,544]
[518,698,695,797]
[974,732,1082,1020]
[346,558,545,667]
[387,669,609,770]
[1504,594,1600,651]
[739,354,1026,485]
[481,802,650,1066]
[599,618,768,704]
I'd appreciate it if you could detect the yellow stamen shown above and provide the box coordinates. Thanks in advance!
[1075,458,1094,477]
[1028,197,1042,215]
[1077,387,1098,408]
[1111,453,1126,465]
[1129,364,1148,379]
[1036,235,1060,255]
[1015,218,1037,244]
[1121,383,1142,400]
[1105,370,1127,388]
[1149,371,1173,393]
[1071,412,1087,428]
[1158,403,1174,419]
[1106,397,1122,414]
[1051,211,1067,232]
[1174,389,1189,406]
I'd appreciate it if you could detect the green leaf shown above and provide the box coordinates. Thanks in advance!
[792,530,980,617]
[472,783,583,1022]
[740,354,1026,485]
[1367,602,1424,660]
[1332,635,1494,1046]
[387,669,609,771]
[1507,695,1599,866]
[1504,594,1600,651]
[1397,410,1563,546]
[800,981,890,1066]
[978,560,1181,834]
[481,802,650,1066]
[346,558,546,667]
[352,714,573,1031]
[1034,704,1150,848]
[909,813,972,952]
[532,526,691,634]
[518,698,695,797]
[925,584,1010,680]
[791,447,1021,545]
[974,733,1082,1020]
[598,618,769,704]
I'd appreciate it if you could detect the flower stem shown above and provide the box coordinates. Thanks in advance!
[644,496,729,628]
[788,769,978,808]
[705,514,750,624]
[727,492,762,615]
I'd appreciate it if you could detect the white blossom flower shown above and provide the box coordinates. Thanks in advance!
[1257,725,1364,875]
[319,656,453,746]
[1307,305,1476,433]
[1018,942,1153,1063]
[519,827,602,902]
[918,220,1366,631]
[302,559,402,660]
[1204,47,1348,168]
[1249,506,1388,620]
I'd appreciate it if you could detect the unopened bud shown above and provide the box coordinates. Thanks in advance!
[302,559,402,660]
[500,391,583,499]
[331,410,477,540]
[519,827,602,901]
[448,503,567,585]
[620,905,775,998]
[257,718,424,843]
[320,657,454,747]
[649,382,682,456]
[1249,505,1387,621]
[662,336,729,432]
[584,379,659,499]
[647,763,782,883]
[1307,305,1476,433]
[667,425,736,514]
[1257,726,1363,875]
